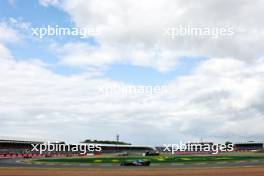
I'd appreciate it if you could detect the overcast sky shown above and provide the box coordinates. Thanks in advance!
[0,0,263,145]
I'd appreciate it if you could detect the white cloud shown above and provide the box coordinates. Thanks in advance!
[0,44,13,60]
[42,0,264,71]
[54,42,179,72]
[1,46,264,143]
[54,42,122,66]
[39,0,61,7]
[0,23,20,43]
[1,2,264,144]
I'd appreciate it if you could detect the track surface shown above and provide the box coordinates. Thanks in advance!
[1,158,264,176]
[0,167,264,176]
[1,158,264,168]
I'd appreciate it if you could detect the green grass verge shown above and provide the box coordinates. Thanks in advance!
[34,155,264,164]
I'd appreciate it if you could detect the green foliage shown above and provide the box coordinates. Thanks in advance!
[36,155,264,164]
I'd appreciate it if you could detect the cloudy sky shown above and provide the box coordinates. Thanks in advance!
[0,0,263,145]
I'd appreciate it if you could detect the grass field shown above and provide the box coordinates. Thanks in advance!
[34,155,264,164]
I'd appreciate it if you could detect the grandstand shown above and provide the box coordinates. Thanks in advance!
[0,137,155,158]
[0,137,45,157]
[234,142,264,151]
[99,144,155,154]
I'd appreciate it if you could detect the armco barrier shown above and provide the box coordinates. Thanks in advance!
[0,153,85,158]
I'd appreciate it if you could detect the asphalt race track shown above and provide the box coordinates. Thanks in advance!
[1,158,264,169]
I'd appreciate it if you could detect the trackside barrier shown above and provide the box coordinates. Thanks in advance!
[0,153,92,158]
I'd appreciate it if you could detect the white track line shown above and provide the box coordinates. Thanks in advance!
[100,164,112,167]
[171,163,184,166]
[79,164,91,166]
[194,162,207,165]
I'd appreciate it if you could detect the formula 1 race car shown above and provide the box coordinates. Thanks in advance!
[120,160,151,166]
